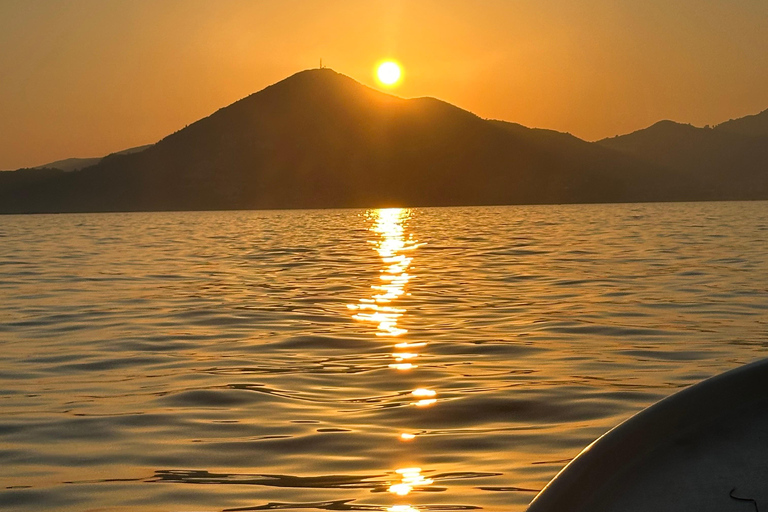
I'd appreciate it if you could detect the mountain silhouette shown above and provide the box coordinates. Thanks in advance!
[1,69,766,213]
[715,108,768,138]
[31,157,102,173]
[598,117,768,200]
[20,144,154,173]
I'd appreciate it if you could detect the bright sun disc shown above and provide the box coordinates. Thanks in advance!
[377,61,402,86]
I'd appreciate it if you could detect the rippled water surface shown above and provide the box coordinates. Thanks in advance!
[1,202,767,511]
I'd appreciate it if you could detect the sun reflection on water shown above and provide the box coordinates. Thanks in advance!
[388,506,420,512]
[349,208,439,512]
[389,362,418,371]
[389,467,435,496]
[348,208,423,341]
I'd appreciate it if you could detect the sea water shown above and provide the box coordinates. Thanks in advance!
[1,202,767,511]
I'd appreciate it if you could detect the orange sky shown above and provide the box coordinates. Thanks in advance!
[1,0,767,169]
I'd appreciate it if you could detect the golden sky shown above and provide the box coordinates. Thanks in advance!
[1,0,767,169]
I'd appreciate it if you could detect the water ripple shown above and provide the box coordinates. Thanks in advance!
[0,203,767,511]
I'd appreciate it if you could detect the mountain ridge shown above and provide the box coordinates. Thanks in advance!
[598,111,768,200]
[1,68,766,213]
[714,108,768,138]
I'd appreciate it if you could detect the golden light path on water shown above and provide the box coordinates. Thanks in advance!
[347,208,438,511]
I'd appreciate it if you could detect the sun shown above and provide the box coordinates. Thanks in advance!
[376,61,402,87]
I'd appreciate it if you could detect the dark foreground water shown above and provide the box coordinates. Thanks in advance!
[1,202,767,512]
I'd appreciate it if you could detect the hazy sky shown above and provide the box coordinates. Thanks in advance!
[1,0,767,169]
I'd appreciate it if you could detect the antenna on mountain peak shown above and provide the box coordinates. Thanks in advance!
[320,58,323,69]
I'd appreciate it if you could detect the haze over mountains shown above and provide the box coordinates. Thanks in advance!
[1,69,766,213]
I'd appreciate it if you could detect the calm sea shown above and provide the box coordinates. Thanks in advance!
[1,202,767,512]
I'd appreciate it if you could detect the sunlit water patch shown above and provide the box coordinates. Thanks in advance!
[1,202,767,511]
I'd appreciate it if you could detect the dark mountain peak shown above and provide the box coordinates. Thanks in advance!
[597,120,682,144]
[597,120,702,155]
[287,67,376,89]
[249,68,364,99]
[153,68,405,147]
[235,67,402,110]
[633,120,702,138]
[271,69,476,121]
[648,119,694,130]
[269,67,356,87]
[150,67,484,164]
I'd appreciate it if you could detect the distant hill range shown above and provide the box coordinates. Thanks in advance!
[1,69,766,213]
[597,113,768,201]
[25,145,153,173]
